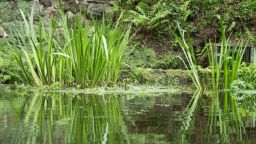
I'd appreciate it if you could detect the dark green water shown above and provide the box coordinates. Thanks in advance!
[0,88,256,144]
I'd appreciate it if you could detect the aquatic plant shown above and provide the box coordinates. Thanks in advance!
[172,24,202,89]
[60,11,130,87]
[12,9,63,86]
[12,9,130,87]
[207,26,247,90]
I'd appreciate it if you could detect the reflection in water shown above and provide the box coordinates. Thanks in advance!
[177,89,203,144]
[176,90,256,144]
[1,88,256,143]
[208,91,245,143]
[13,92,129,144]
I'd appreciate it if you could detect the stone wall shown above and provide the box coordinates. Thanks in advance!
[39,0,116,19]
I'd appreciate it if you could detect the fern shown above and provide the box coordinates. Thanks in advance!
[123,0,171,31]
[245,27,256,43]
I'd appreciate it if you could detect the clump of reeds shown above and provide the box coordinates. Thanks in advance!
[173,24,247,90]
[207,26,247,90]
[12,9,130,87]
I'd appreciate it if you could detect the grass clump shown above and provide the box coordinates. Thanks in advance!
[173,24,247,90]
[207,26,247,90]
[12,10,130,88]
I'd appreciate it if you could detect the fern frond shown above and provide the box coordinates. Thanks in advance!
[149,10,170,27]
[136,1,150,16]
[152,0,164,13]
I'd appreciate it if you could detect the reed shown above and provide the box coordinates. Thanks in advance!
[12,9,62,86]
[207,26,247,90]
[172,24,202,89]
[12,9,130,87]
[60,12,130,87]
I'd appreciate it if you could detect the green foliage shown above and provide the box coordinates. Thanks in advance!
[125,48,158,68]
[0,1,39,25]
[123,47,182,69]
[231,63,256,90]
[122,0,171,32]
[11,10,130,88]
[207,26,247,90]
[0,1,42,84]
[118,0,256,49]
[126,68,179,86]
[0,39,20,84]
[0,55,11,83]
[172,24,202,89]
[157,52,181,69]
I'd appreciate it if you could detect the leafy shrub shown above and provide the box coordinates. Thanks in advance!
[124,67,179,86]
[0,39,20,84]
[231,63,256,90]
[124,47,158,68]
[122,0,171,32]
[156,52,181,69]
[0,55,11,83]
[123,46,183,70]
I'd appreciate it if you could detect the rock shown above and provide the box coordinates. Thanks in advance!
[38,0,116,19]
[86,0,115,19]
[39,0,52,7]
[0,27,8,38]
[66,11,76,19]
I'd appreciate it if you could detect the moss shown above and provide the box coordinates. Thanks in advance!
[156,52,183,69]
[119,68,213,87]
[124,47,158,68]
[119,68,194,86]
[0,1,39,26]
[124,47,184,69]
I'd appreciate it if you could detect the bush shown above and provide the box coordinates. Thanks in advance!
[156,52,181,69]
[124,47,158,68]
[231,63,256,90]
[0,39,20,84]
[123,47,182,69]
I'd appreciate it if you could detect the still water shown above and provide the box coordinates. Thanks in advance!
[0,87,256,144]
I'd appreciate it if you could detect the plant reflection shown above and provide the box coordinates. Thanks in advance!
[177,89,256,144]
[15,92,130,144]
[208,91,245,143]
[178,89,203,144]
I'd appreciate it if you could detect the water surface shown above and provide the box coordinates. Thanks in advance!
[0,87,256,144]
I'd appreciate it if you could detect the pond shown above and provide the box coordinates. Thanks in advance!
[0,87,256,144]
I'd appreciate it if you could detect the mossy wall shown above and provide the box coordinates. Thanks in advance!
[39,0,115,18]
